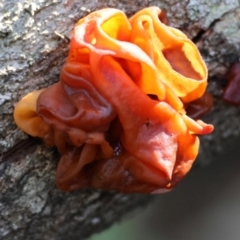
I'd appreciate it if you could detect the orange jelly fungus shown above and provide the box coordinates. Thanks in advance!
[222,63,240,106]
[14,7,213,193]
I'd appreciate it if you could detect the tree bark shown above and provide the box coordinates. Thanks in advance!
[1,0,240,239]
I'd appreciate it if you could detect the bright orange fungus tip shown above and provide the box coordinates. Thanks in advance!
[14,7,213,193]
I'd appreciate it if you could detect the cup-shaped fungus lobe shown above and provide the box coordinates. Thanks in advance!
[14,7,213,193]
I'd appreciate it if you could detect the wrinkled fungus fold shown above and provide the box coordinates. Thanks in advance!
[14,7,213,193]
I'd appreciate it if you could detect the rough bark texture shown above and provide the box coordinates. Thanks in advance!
[0,0,240,239]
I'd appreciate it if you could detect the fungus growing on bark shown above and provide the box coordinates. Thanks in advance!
[14,7,213,193]
[222,63,240,106]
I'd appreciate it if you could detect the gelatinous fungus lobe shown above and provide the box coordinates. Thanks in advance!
[186,92,213,120]
[14,7,213,194]
[222,63,240,106]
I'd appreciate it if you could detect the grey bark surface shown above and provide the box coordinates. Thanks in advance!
[0,0,240,239]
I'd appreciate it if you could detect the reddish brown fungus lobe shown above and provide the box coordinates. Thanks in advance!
[186,92,213,120]
[222,63,240,106]
[14,7,213,194]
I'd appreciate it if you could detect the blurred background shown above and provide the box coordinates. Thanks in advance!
[89,136,240,240]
